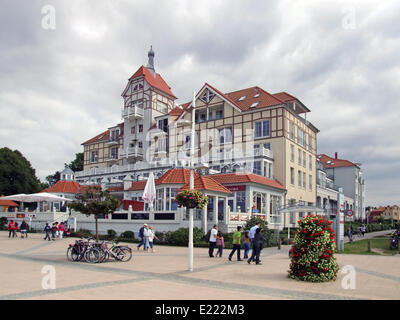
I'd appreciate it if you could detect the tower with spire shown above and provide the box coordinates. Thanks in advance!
[146,45,156,76]
[119,47,177,166]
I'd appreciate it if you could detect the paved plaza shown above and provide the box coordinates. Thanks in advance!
[0,231,399,300]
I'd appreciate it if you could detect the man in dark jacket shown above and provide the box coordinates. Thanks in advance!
[247,228,264,265]
[44,223,51,241]
[20,220,29,238]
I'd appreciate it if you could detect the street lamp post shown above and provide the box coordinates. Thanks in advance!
[188,90,196,272]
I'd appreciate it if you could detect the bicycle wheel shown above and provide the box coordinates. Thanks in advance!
[115,247,132,262]
[84,248,101,263]
[66,246,74,261]
[70,247,81,261]
[98,248,108,263]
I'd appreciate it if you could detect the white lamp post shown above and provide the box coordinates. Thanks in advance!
[188,90,196,272]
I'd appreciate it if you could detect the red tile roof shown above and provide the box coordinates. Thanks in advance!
[128,181,148,191]
[81,130,110,145]
[0,199,19,207]
[179,176,232,194]
[156,168,198,185]
[41,181,102,194]
[127,168,199,191]
[318,154,358,169]
[130,66,176,99]
[210,172,286,191]
[226,86,284,111]
[272,92,297,102]
[43,181,81,194]
[107,185,124,192]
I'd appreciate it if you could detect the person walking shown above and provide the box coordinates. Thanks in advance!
[242,231,251,259]
[58,222,65,239]
[249,222,261,261]
[247,228,264,265]
[14,222,19,238]
[8,220,16,238]
[228,226,243,261]
[146,226,159,253]
[20,220,29,239]
[44,223,52,241]
[137,223,148,250]
[360,225,366,237]
[51,223,58,241]
[216,231,225,258]
[208,225,218,258]
[347,226,353,242]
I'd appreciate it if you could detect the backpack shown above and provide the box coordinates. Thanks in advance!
[138,226,144,238]
[204,229,211,242]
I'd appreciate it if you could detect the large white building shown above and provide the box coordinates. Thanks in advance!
[317,153,365,220]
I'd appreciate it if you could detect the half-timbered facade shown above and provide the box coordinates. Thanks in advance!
[77,48,320,229]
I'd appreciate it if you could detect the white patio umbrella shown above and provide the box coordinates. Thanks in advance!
[0,194,28,202]
[0,193,72,203]
[142,172,156,210]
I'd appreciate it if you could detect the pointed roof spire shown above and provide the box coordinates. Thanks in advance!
[146,45,155,76]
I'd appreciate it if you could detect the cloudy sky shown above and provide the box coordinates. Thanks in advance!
[1,0,399,206]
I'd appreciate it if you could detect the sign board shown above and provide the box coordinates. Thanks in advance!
[253,213,266,221]
[6,213,15,218]
[16,213,25,218]
[252,208,259,213]
[230,214,239,221]
[226,185,246,192]
[345,210,354,217]
[67,217,77,232]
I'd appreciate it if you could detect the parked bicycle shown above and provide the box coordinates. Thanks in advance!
[86,240,132,263]
[67,237,95,262]
[67,238,132,263]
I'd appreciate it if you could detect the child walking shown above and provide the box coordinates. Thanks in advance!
[242,231,251,259]
[216,231,225,257]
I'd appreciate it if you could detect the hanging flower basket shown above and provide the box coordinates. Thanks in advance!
[175,190,208,210]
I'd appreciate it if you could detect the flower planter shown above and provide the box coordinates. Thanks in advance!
[175,190,208,210]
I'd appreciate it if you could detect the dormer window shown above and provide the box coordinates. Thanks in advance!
[200,89,215,104]
[250,102,259,108]
[238,95,246,101]
[253,93,260,98]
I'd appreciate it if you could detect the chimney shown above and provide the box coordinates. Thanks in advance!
[123,175,134,191]
[335,152,338,159]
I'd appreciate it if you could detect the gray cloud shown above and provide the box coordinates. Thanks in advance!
[0,0,399,206]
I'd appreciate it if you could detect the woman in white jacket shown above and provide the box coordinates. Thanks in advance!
[147,226,159,253]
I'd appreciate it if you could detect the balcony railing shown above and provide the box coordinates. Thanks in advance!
[119,147,143,158]
[121,106,144,119]
[106,136,120,145]
[254,147,274,159]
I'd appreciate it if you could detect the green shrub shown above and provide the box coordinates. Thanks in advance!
[154,231,168,244]
[0,217,7,229]
[165,227,204,246]
[244,216,272,247]
[107,229,117,239]
[120,230,135,240]
[70,229,93,238]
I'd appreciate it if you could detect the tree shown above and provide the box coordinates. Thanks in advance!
[288,215,339,282]
[0,147,44,196]
[65,152,83,172]
[46,171,61,186]
[244,216,272,247]
[67,186,120,240]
